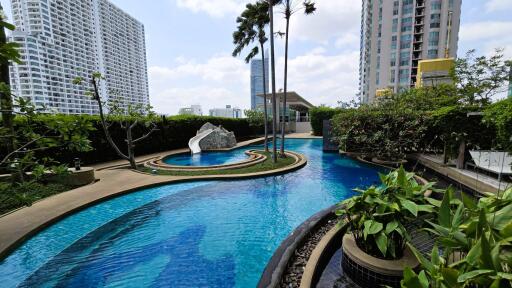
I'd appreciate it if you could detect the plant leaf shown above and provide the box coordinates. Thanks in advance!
[457,270,494,283]
[400,198,418,217]
[376,231,388,256]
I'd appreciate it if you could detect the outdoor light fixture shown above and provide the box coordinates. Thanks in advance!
[74,158,81,171]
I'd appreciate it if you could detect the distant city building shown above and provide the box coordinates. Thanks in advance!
[359,0,461,103]
[7,0,149,114]
[209,105,242,118]
[179,105,203,116]
[250,55,269,110]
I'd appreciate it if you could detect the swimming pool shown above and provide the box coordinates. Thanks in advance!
[163,146,258,166]
[0,139,383,288]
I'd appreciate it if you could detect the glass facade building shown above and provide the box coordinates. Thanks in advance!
[250,56,269,110]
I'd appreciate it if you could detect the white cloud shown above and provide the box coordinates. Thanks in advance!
[459,21,512,59]
[148,55,250,115]
[485,0,512,12]
[175,0,247,18]
[276,48,360,106]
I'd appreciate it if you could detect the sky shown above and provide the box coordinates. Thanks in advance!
[1,0,511,115]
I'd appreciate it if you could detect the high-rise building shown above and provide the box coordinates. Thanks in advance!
[179,105,203,116]
[250,56,269,110]
[359,0,461,103]
[209,105,242,118]
[7,0,149,114]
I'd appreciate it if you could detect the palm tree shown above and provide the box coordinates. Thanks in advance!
[267,0,279,163]
[232,2,271,152]
[279,0,316,157]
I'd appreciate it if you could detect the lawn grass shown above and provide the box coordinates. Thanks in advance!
[0,180,80,215]
[140,151,297,176]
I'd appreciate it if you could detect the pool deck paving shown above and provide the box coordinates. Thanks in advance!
[0,136,311,260]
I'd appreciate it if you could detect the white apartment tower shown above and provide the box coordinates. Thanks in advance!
[359,0,461,103]
[8,0,149,114]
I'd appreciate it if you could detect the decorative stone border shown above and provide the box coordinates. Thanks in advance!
[145,150,267,171]
[258,205,336,288]
[300,224,344,288]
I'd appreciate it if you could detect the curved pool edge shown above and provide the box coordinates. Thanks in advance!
[0,151,307,262]
[257,205,337,288]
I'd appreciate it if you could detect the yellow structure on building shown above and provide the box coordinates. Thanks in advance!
[416,58,455,88]
[375,88,393,98]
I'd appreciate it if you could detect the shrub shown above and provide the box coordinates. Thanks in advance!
[332,108,429,160]
[309,106,341,136]
[483,98,512,152]
[8,114,263,165]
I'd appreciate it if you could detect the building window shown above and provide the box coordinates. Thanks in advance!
[390,53,397,67]
[428,31,439,46]
[376,72,380,85]
[393,1,399,15]
[431,0,442,10]
[391,35,398,50]
[428,49,438,59]
[400,34,412,49]
[400,51,410,66]
[430,13,441,28]
[390,69,396,83]
[399,68,410,83]
[392,18,398,33]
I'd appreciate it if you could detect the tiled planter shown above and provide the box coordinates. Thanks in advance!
[341,234,418,288]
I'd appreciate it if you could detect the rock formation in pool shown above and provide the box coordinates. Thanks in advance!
[189,122,237,153]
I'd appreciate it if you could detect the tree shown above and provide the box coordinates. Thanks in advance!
[0,5,21,161]
[74,73,158,169]
[452,49,511,106]
[278,0,315,157]
[232,1,271,152]
[267,0,279,163]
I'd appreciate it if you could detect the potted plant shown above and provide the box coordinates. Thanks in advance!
[336,167,435,288]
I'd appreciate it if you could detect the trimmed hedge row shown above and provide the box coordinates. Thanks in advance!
[309,106,341,136]
[331,105,498,159]
[14,115,263,166]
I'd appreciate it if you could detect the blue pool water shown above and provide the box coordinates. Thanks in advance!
[0,139,383,288]
[163,146,258,166]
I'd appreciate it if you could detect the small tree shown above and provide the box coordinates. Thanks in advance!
[452,49,511,106]
[74,73,158,169]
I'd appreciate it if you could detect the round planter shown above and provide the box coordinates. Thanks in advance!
[341,233,418,288]
[371,157,408,167]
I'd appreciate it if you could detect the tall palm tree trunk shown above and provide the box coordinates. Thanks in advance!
[268,1,278,163]
[280,5,291,157]
[260,43,269,152]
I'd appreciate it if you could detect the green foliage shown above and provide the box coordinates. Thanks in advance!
[332,108,428,160]
[336,167,435,259]
[452,49,511,106]
[403,187,512,288]
[483,98,512,152]
[244,109,270,127]
[5,114,264,166]
[309,106,341,136]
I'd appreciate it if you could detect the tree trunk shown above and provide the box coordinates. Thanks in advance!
[280,8,290,158]
[260,42,269,152]
[268,1,278,163]
[126,127,137,169]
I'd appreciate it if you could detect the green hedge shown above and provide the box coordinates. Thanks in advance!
[332,109,429,160]
[12,115,263,165]
[309,106,341,136]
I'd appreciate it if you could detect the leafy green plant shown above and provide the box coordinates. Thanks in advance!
[309,106,341,136]
[337,167,435,259]
[483,98,512,153]
[402,187,512,288]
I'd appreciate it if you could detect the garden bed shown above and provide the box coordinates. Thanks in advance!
[0,180,82,216]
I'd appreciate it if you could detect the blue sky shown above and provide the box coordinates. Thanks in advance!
[2,0,511,115]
